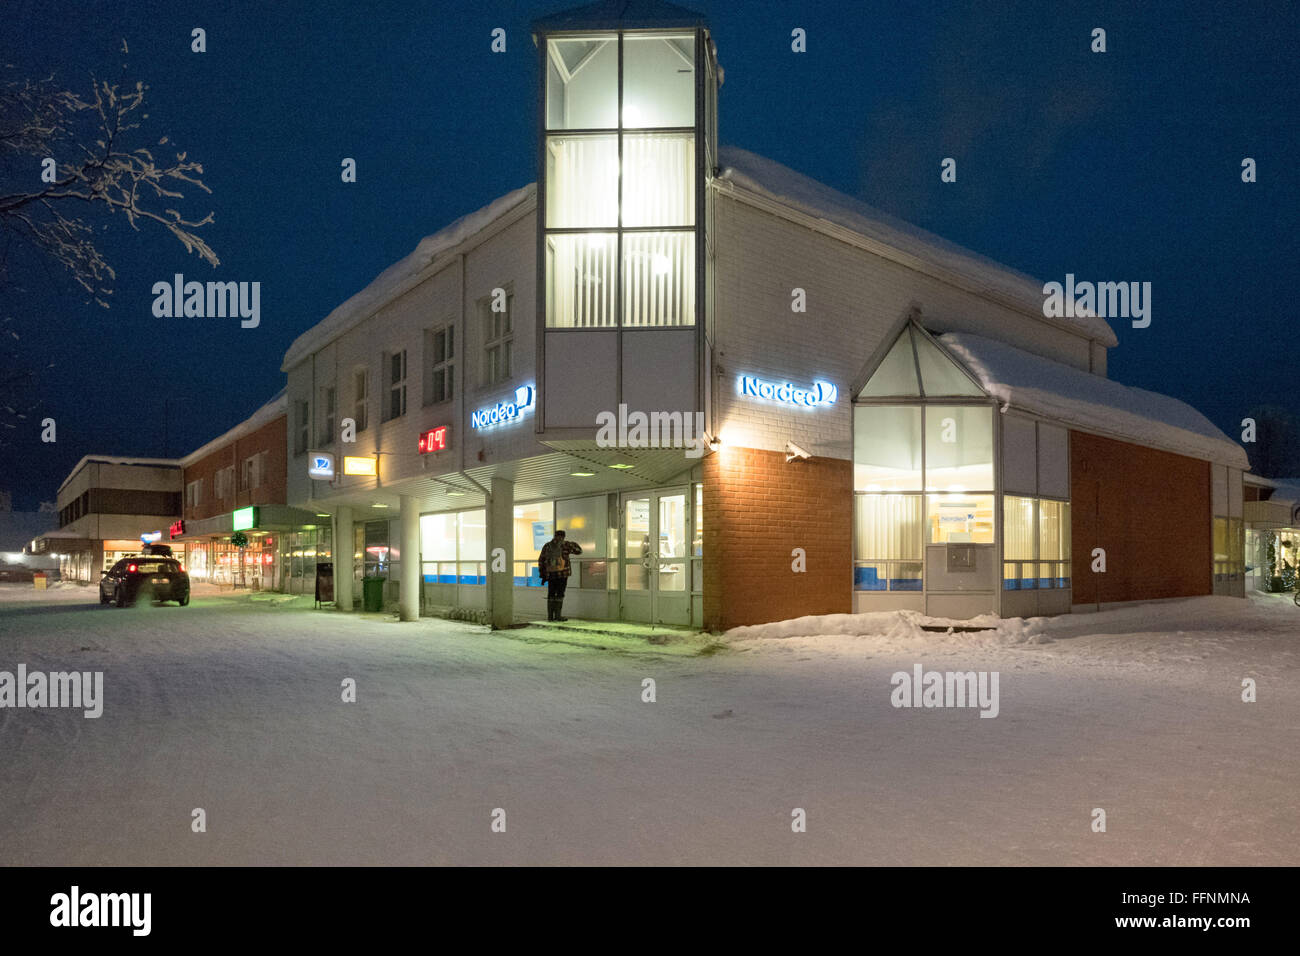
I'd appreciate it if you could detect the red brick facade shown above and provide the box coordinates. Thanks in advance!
[703,447,853,630]
[1070,430,1211,605]
[182,415,288,521]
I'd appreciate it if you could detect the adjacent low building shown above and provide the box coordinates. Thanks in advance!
[275,0,1247,628]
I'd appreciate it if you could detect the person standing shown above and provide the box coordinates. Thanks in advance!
[538,529,582,621]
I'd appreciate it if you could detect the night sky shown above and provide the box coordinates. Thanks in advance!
[2,0,1296,509]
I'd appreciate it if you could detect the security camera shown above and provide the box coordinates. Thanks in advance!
[785,441,812,462]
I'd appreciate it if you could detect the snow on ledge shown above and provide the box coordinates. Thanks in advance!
[940,332,1248,468]
[281,185,535,372]
[717,146,1118,347]
[724,610,1044,645]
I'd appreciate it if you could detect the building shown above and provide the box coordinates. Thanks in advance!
[1243,475,1300,593]
[169,391,323,591]
[31,457,182,583]
[1,503,59,581]
[279,0,1246,628]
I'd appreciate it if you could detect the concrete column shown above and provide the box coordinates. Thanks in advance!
[486,477,514,629]
[399,495,420,622]
[335,506,354,612]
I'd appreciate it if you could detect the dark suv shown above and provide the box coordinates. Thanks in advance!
[99,556,191,607]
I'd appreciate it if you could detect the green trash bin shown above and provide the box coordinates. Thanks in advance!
[362,576,385,612]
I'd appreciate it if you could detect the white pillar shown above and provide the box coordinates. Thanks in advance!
[335,506,354,612]
[486,477,514,629]
[399,494,420,622]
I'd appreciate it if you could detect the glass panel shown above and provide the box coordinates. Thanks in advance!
[1039,500,1070,562]
[622,132,694,227]
[546,36,618,130]
[854,406,922,491]
[624,497,650,590]
[546,134,619,227]
[854,494,923,561]
[657,493,687,591]
[854,560,888,591]
[858,331,920,398]
[927,494,995,544]
[622,231,694,326]
[925,405,994,492]
[457,510,487,561]
[1229,518,1243,568]
[691,559,702,591]
[579,560,608,590]
[513,501,555,563]
[420,513,457,561]
[914,330,984,396]
[546,233,617,328]
[1003,495,1035,560]
[623,34,695,128]
[557,495,607,556]
[693,484,703,556]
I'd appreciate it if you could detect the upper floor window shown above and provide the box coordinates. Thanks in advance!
[319,386,336,445]
[294,400,309,455]
[353,368,369,433]
[214,465,235,499]
[482,295,513,386]
[385,350,407,422]
[425,324,454,405]
[185,479,202,509]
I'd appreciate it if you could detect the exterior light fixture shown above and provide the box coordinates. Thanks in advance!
[570,471,596,477]
[608,463,634,470]
[446,491,465,497]
[372,503,389,509]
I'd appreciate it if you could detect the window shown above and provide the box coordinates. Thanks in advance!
[185,479,202,510]
[1003,497,1072,589]
[924,405,994,492]
[319,386,336,445]
[385,350,407,422]
[426,325,454,405]
[854,406,922,491]
[543,32,697,329]
[1214,516,1244,580]
[854,494,923,591]
[294,400,309,455]
[927,494,995,544]
[214,466,235,500]
[240,455,259,491]
[353,369,369,433]
[512,501,554,587]
[483,296,513,386]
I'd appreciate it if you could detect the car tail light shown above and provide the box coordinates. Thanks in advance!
[179,564,185,573]
[128,564,137,573]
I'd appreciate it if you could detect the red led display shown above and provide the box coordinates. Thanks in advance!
[418,425,449,454]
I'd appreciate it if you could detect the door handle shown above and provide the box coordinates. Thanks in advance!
[641,550,658,570]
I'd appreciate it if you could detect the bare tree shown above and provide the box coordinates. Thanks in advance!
[0,70,219,308]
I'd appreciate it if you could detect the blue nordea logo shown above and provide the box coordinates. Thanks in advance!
[471,385,534,429]
[737,374,837,408]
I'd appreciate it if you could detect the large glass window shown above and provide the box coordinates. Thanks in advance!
[557,494,613,590]
[924,405,993,492]
[1002,497,1071,590]
[513,501,553,587]
[927,494,995,544]
[854,406,922,491]
[543,31,696,328]
[854,494,922,591]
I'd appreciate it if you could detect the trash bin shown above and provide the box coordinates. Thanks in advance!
[33,572,47,590]
[362,576,385,612]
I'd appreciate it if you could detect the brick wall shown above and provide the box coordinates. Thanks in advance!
[1070,431,1211,604]
[703,446,852,630]
[183,415,288,520]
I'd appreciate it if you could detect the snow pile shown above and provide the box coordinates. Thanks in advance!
[717,146,1117,347]
[724,609,1047,646]
[940,332,1247,467]
[281,185,535,371]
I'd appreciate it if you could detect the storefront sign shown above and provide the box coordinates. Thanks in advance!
[308,452,335,479]
[169,520,185,538]
[470,385,534,429]
[418,425,449,454]
[232,506,257,531]
[140,531,162,543]
[343,456,378,477]
[737,374,837,408]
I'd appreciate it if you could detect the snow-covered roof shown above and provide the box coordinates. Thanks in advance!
[180,390,287,466]
[57,456,181,495]
[717,147,1119,348]
[281,185,535,371]
[939,332,1248,468]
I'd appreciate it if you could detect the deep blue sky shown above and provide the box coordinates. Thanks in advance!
[2,0,1296,508]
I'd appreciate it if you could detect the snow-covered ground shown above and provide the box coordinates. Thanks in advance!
[0,586,1296,865]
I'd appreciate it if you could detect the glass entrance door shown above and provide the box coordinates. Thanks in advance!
[621,488,690,625]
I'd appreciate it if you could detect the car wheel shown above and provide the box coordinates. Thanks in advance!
[99,587,109,605]
[114,585,126,608]
[178,591,190,607]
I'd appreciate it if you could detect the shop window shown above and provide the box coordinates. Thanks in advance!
[924,405,994,493]
[1002,497,1071,590]
[854,406,922,491]
[425,325,454,405]
[384,350,407,422]
[854,493,923,591]
[456,510,487,584]
[294,400,309,454]
[353,368,369,433]
[927,494,994,544]
[482,295,513,386]
[1214,516,1244,580]
[513,501,554,587]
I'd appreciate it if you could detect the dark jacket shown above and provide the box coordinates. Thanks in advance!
[538,538,582,580]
